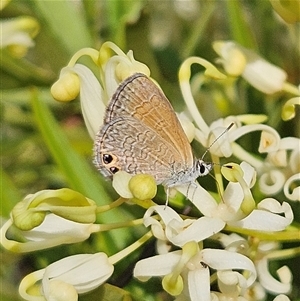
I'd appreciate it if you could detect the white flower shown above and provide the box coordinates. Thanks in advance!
[134,241,256,300]
[144,205,225,248]
[257,259,292,294]
[213,40,287,94]
[1,214,99,253]
[255,137,300,201]
[19,253,114,301]
[51,42,150,139]
[217,233,293,296]
[0,188,99,252]
[1,16,40,57]
[176,162,293,232]
[178,58,281,162]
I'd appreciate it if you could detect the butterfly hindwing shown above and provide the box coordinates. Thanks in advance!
[94,116,185,184]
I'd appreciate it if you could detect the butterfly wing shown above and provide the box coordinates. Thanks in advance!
[104,73,193,167]
[94,116,185,184]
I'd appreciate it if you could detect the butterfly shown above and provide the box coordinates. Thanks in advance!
[93,73,213,192]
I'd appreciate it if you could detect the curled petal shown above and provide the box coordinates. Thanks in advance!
[259,170,286,195]
[257,199,293,216]
[283,173,300,201]
[168,217,225,247]
[144,206,183,240]
[217,270,247,296]
[259,130,281,153]
[228,124,281,154]
[257,258,291,294]
[201,249,257,288]
[281,97,300,121]
[228,199,293,231]
[289,147,300,173]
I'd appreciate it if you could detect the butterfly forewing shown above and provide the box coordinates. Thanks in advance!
[104,73,193,166]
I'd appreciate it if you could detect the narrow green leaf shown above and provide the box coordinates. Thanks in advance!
[29,0,94,54]
[225,0,257,49]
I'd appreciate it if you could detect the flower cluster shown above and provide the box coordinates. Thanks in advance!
[1,41,299,301]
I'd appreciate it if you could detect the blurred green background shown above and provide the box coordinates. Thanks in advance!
[1,1,299,300]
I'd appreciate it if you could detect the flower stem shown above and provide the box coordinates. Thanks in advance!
[108,231,153,265]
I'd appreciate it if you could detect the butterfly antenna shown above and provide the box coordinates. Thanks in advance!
[201,122,235,161]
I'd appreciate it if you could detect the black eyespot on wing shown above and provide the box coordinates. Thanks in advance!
[103,154,113,164]
[110,166,119,174]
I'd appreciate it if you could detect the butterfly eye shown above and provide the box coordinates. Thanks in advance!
[103,154,113,164]
[199,164,206,175]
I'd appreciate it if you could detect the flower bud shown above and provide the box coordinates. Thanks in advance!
[51,70,80,102]
[129,174,157,201]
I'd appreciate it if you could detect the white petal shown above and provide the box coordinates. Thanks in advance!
[273,295,291,301]
[259,170,285,195]
[284,173,300,201]
[188,268,210,301]
[169,217,225,247]
[201,249,256,288]
[112,171,133,198]
[257,258,291,294]
[19,214,97,252]
[242,56,287,94]
[22,214,93,241]
[229,124,281,153]
[259,130,281,153]
[144,205,183,225]
[143,205,183,240]
[47,280,78,301]
[176,183,218,217]
[72,64,106,138]
[217,270,247,294]
[134,251,181,281]
[43,253,113,294]
[208,125,233,157]
[228,199,293,231]
[216,161,256,222]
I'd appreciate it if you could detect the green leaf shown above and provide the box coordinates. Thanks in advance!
[29,0,94,54]
[225,0,257,49]
[81,283,132,301]
[0,167,22,216]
